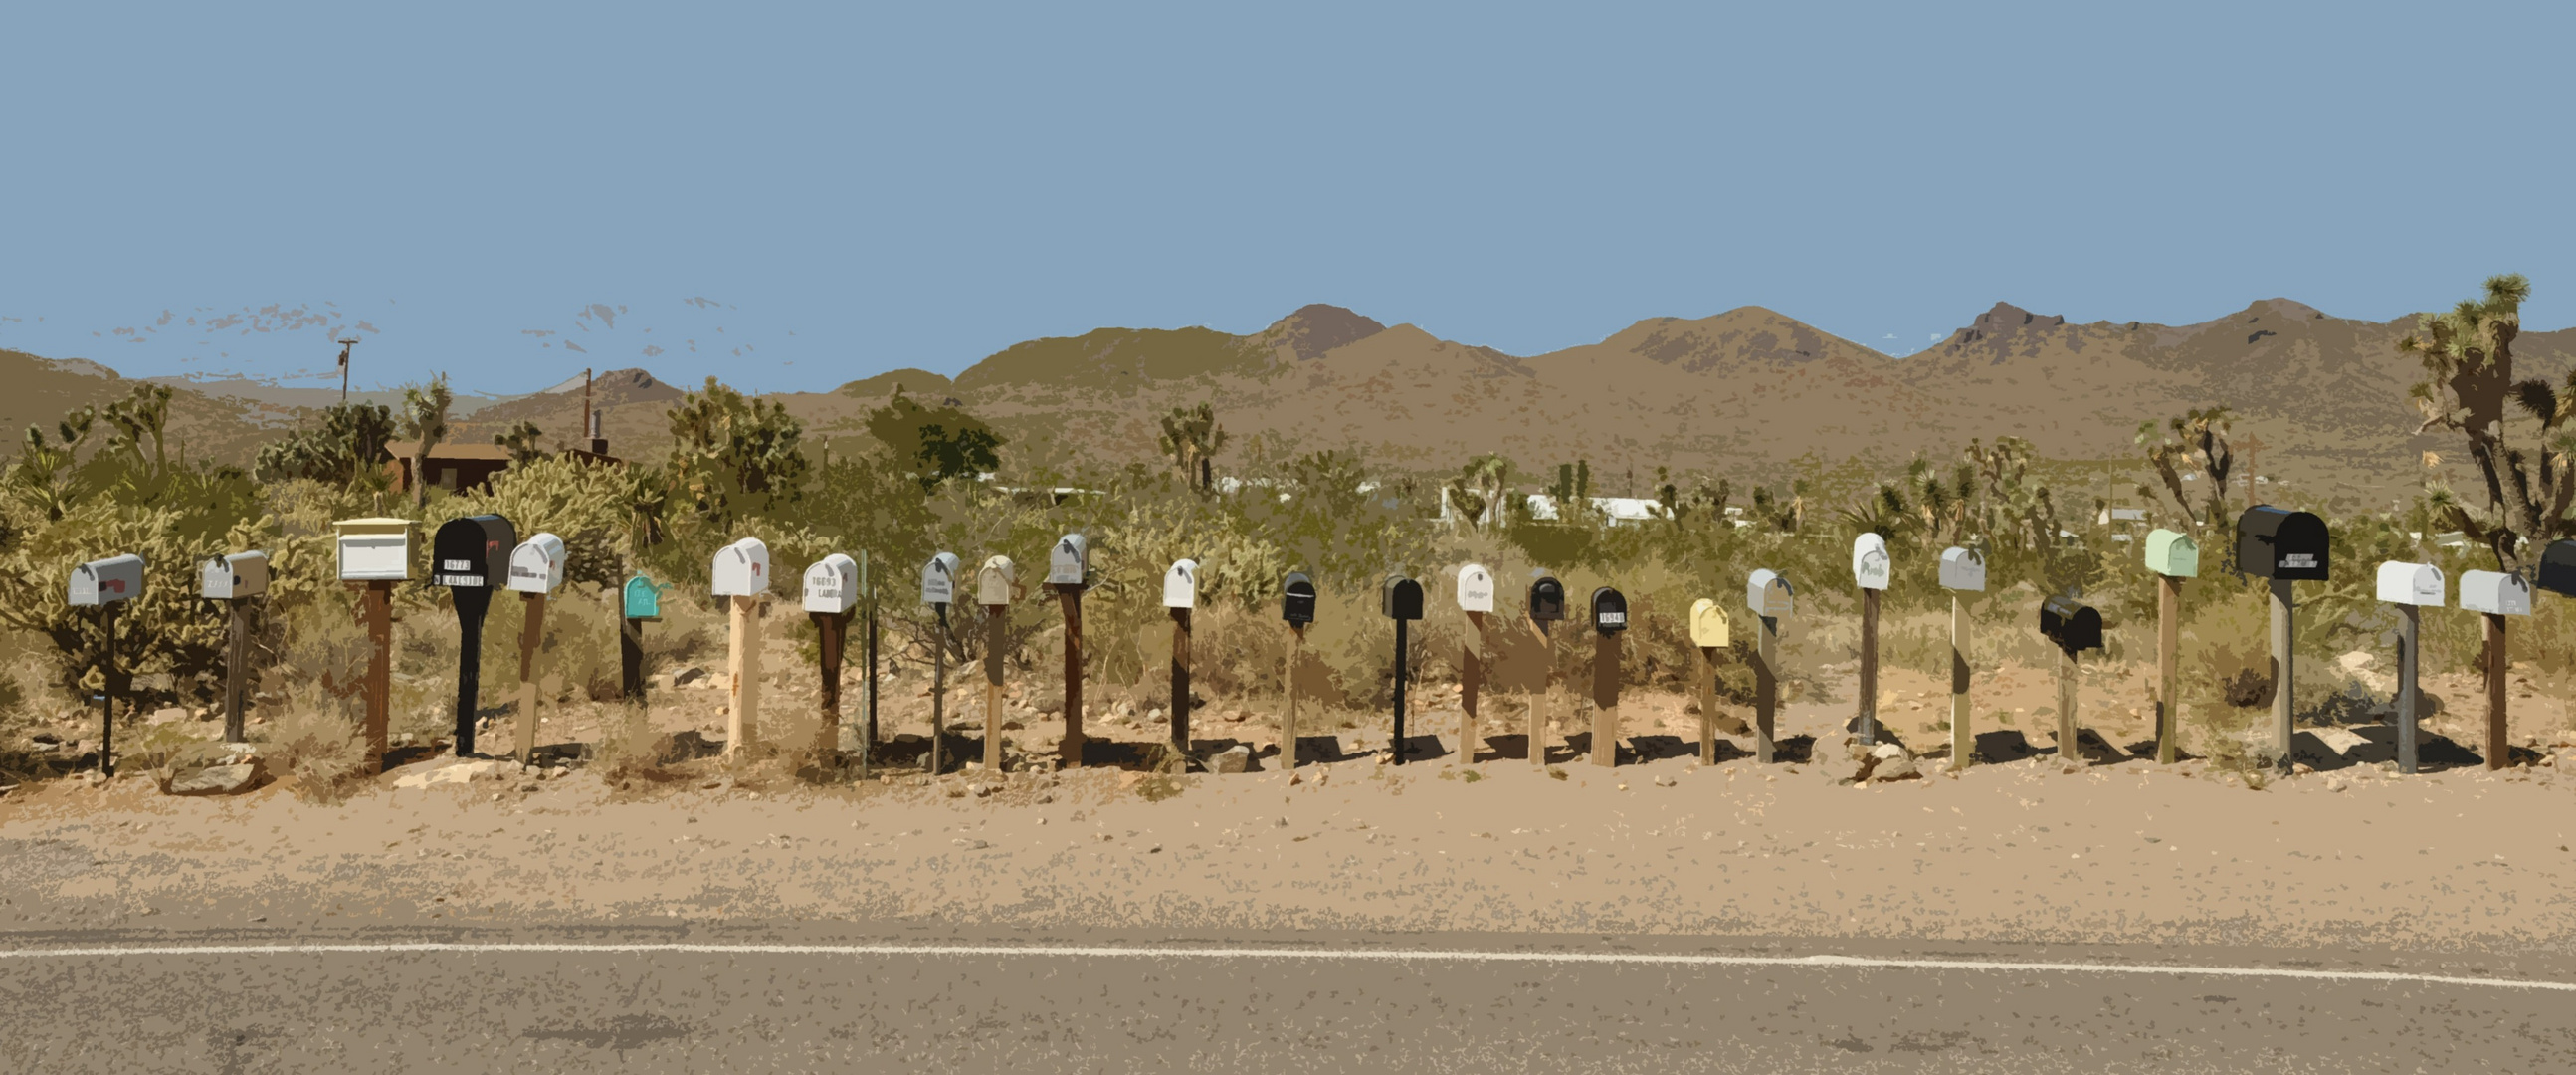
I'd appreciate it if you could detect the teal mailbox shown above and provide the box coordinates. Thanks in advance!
[623,575,667,621]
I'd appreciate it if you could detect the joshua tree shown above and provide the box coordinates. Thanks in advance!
[2134,406,2234,532]
[2403,273,2572,569]
[399,375,453,508]
[1444,453,1512,531]
[1158,403,1229,493]
[495,419,549,467]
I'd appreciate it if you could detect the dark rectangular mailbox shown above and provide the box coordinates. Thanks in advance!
[1283,571,1317,625]
[2539,539,2576,598]
[432,515,515,588]
[1527,575,1567,622]
[2235,505,2328,581]
[1591,587,1628,633]
[2039,595,2103,652]
[1380,574,1424,620]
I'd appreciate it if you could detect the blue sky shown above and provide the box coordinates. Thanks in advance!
[3,2,2569,395]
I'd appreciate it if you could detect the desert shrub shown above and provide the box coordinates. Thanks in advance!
[261,704,370,802]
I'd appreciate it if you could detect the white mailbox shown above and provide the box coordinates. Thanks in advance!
[2376,561,2446,607]
[1163,558,1198,609]
[1746,569,1794,619]
[920,551,960,605]
[69,553,145,607]
[1688,597,1730,648]
[1456,562,1494,613]
[506,533,567,594]
[1047,534,1088,587]
[1852,534,1890,591]
[2460,569,2530,616]
[977,555,1017,606]
[200,551,270,600]
[1938,546,1986,591]
[803,553,860,614]
[332,517,415,581]
[711,537,772,596]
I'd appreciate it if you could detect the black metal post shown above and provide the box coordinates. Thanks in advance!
[931,602,948,774]
[453,586,493,756]
[2398,604,2420,774]
[1392,617,1409,765]
[99,604,119,777]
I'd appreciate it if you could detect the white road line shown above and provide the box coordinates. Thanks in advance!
[0,942,2567,992]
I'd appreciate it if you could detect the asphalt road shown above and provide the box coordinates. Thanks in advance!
[4,927,2571,1074]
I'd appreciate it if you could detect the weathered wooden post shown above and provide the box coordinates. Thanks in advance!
[1525,573,1566,766]
[2142,530,2198,765]
[2377,560,2446,774]
[1380,572,1426,764]
[1281,571,1318,770]
[1937,546,1986,769]
[1048,536,1090,769]
[333,517,415,771]
[504,532,568,766]
[2461,569,2530,771]
[1455,563,1495,765]
[976,555,1019,773]
[620,573,665,754]
[200,551,270,744]
[712,537,773,761]
[2236,505,2329,766]
[432,515,513,757]
[70,554,144,777]
[2038,595,2104,766]
[803,553,859,762]
[1687,598,1731,765]
[1852,534,1891,746]
[1588,586,1628,768]
[1746,569,1794,764]
[920,551,961,774]
[860,549,877,778]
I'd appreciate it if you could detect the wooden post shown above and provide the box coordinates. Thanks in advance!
[620,614,649,757]
[1695,645,1719,765]
[860,563,877,779]
[930,603,947,774]
[1285,623,1304,771]
[1858,587,1880,746]
[2484,612,2507,771]
[813,609,849,759]
[2396,604,2420,775]
[1591,630,1619,768]
[223,599,252,744]
[1754,614,1779,764]
[362,580,393,772]
[98,604,120,778]
[452,586,493,757]
[1460,610,1485,765]
[1170,606,1192,765]
[515,591,547,767]
[983,602,1006,772]
[1527,617,1554,766]
[1059,587,1084,769]
[725,593,762,761]
[2156,574,2181,765]
[1949,595,1971,770]
[2269,578,2294,764]
[1390,617,1409,765]
[2056,646,2081,766]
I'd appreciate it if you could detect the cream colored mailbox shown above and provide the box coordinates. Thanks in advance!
[1852,534,1890,590]
[919,551,960,604]
[2145,529,2199,577]
[1938,546,1985,591]
[803,553,859,614]
[1688,597,1730,647]
[70,554,145,606]
[711,537,771,596]
[200,551,269,600]
[2377,561,2445,607]
[2461,570,2530,616]
[1163,558,1198,609]
[1047,535,1089,587]
[1456,562,1494,613]
[505,533,567,594]
[332,517,415,581]
[1746,569,1794,618]
[977,555,1018,606]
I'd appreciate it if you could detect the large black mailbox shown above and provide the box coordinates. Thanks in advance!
[1381,574,1425,620]
[432,516,516,588]
[2236,505,2328,581]
[1591,587,1628,633]
[1283,571,1317,625]
[1528,574,1566,622]
[2039,595,2103,653]
[2538,539,2576,598]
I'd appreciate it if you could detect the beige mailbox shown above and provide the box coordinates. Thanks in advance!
[2461,570,2530,616]
[1688,597,1730,647]
[711,538,772,596]
[200,551,269,600]
[803,553,859,615]
[977,555,1018,606]
[1746,569,1794,618]
[1456,562,1494,613]
[1163,558,1198,609]
[1851,534,1890,591]
[505,533,567,594]
[70,554,145,606]
[2145,529,2199,578]
[332,517,416,581]
[2377,561,2445,607]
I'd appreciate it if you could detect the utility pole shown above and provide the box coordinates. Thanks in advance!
[336,338,360,404]
[581,368,593,451]
[2240,434,2267,505]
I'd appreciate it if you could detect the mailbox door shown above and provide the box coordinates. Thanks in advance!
[2144,529,2199,578]
[1283,573,1316,624]
[977,555,1017,606]
[201,556,233,600]
[507,534,566,594]
[1852,535,1890,590]
[1687,598,1729,648]
[338,535,410,580]
[1456,564,1494,613]
[623,576,664,620]
[920,552,959,604]
[1938,547,1986,592]
[1527,577,1565,622]
[1591,587,1628,633]
[2539,539,2576,597]
[1048,536,1087,587]
[1382,577,1424,620]
[1163,560,1197,609]
[712,538,772,596]
[433,516,512,587]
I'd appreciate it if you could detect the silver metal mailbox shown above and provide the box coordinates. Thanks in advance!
[2460,569,2530,616]
[803,553,859,615]
[711,537,772,596]
[70,554,144,607]
[2376,561,2445,607]
[1851,534,1890,591]
[505,533,567,594]
[1163,559,1198,609]
[920,551,960,605]
[1047,534,1088,587]
[200,550,269,600]
[1938,546,1985,592]
[1746,569,1794,619]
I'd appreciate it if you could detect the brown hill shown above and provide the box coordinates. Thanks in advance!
[448,368,684,457]
[0,348,284,466]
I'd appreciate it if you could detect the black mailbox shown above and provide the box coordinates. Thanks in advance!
[2235,505,2328,581]
[1381,573,1424,620]
[2039,595,2103,653]
[1528,574,1566,622]
[1591,586,1628,633]
[2539,539,2576,598]
[1283,571,1317,624]
[432,515,515,588]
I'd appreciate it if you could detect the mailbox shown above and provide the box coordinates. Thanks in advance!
[2236,506,2328,581]
[1283,571,1317,624]
[623,574,667,620]
[69,554,144,607]
[2039,595,2103,653]
[977,555,1017,606]
[505,533,567,594]
[1162,559,1197,609]
[1687,597,1729,647]
[2144,528,2199,578]
[1747,569,1794,618]
[920,551,961,604]
[1381,573,1425,620]
[1852,534,1890,590]
[1591,587,1628,633]
[711,537,772,596]
[803,553,859,614]
[2460,570,2531,616]
[332,517,416,581]
[1047,534,1089,587]
[1938,546,1986,592]
[2538,539,2576,598]
[431,515,514,588]
[1527,574,1567,622]
[200,551,269,600]
[1456,562,1494,613]
[2376,561,2446,607]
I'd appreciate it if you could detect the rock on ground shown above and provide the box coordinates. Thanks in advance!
[1207,745,1252,774]
[165,758,267,796]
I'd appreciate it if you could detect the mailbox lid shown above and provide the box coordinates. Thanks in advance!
[1591,586,1628,632]
[69,553,145,606]
[506,533,568,593]
[2376,561,2445,607]
[2143,528,2199,578]
[1456,563,1494,613]
[920,551,961,604]
[1687,597,1730,647]
[711,537,772,596]
[1747,569,1794,618]
[2460,569,2531,616]
[1938,546,1986,592]
[1161,559,1197,609]
[2039,595,2104,651]
[1527,574,1566,622]
[1047,534,1089,587]
[431,515,514,588]
[1282,571,1317,624]
[1852,534,1891,591]
[622,574,667,619]
[1380,574,1424,620]
[803,553,859,614]
[333,517,416,581]
[2538,539,2576,598]
[2236,505,2329,581]
[977,555,1017,606]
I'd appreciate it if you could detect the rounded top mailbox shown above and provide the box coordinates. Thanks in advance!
[2376,561,2445,607]
[431,515,514,588]
[711,537,772,597]
[920,551,961,605]
[622,574,668,620]
[2538,538,2576,598]
[2144,528,2199,579]
[1456,562,1494,613]
[2460,569,2531,616]
[332,517,416,582]
[1852,534,1890,591]
[1747,569,1794,619]
[506,533,568,594]
[69,553,144,607]
[2236,505,2328,581]
[201,550,270,600]
[804,553,860,614]
[1687,597,1730,648]
[1381,573,1425,621]
[1590,586,1628,633]
[1047,534,1089,588]
[1527,574,1567,622]
[977,555,1018,606]
[1938,546,1986,592]
[1282,571,1317,625]
[1162,559,1197,609]
[2038,595,2103,653]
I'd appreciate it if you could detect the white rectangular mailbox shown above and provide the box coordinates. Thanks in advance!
[920,551,960,604]
[1938,546,1986,591]
[1851,534,1890,590]
[1163,559,1198,609]
[1047,535,1088,587]
[1456,562,1494,613]
[711,537,772,596]
[977,555,1017,606]
[803,553,859,614]
[2376,561,2445,607]
[200,550,269,600]
[1746,569,1794,618]
[2460,569,2530,616]
[69,554,144,607]
[506,533,567,594]
[332,518,416,581]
